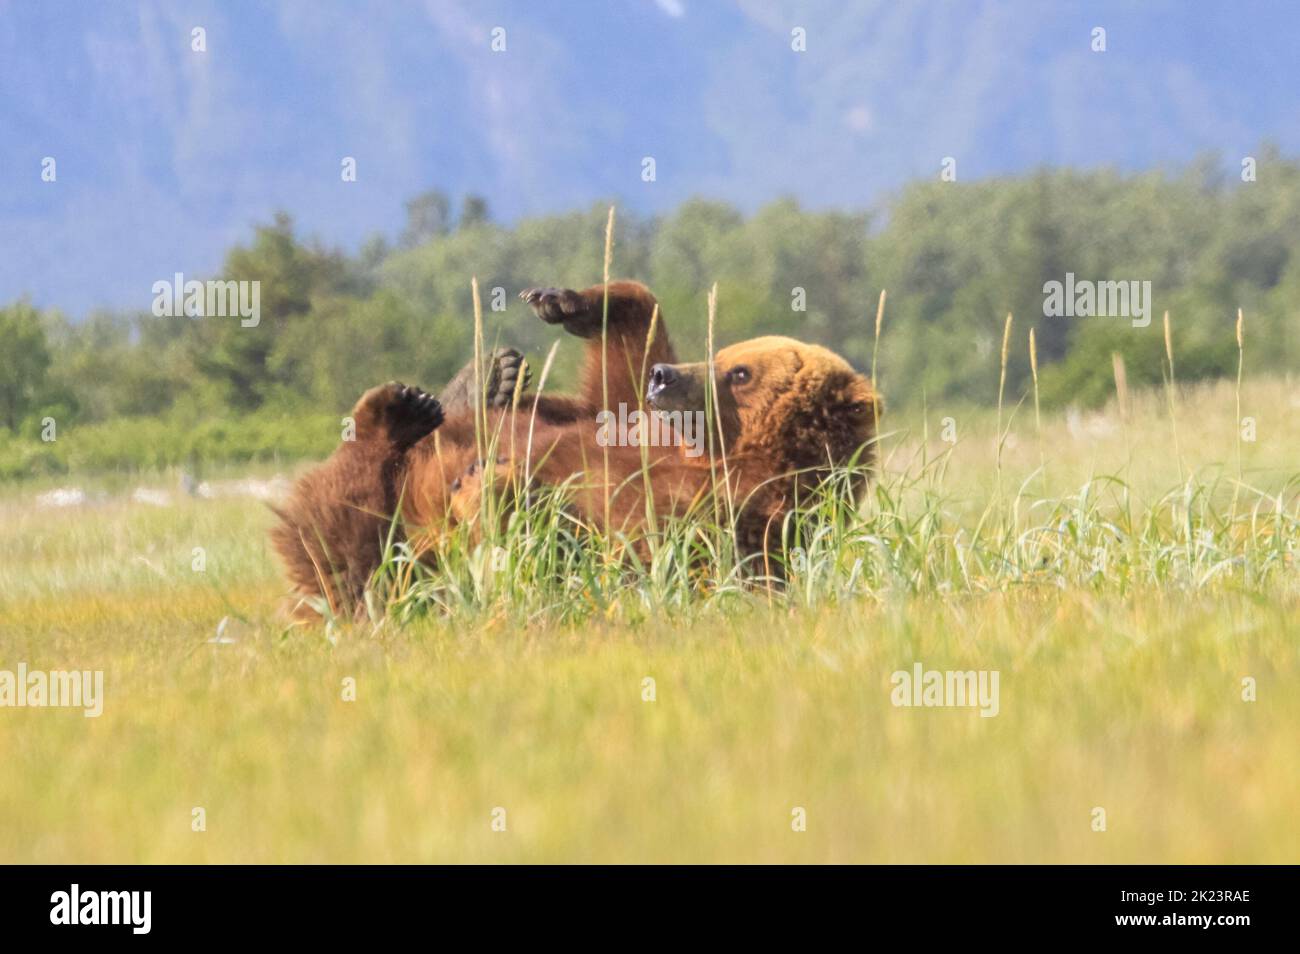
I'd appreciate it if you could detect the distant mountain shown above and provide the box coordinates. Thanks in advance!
[2,0,1298,316]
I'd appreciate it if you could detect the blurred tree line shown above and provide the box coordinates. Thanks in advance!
[2,149,1297,452]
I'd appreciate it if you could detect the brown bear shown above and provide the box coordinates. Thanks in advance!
[270,281,880,619]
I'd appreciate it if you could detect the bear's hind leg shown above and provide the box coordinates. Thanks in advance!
[272,382,444,621]
[438,347,532,415]
[352,380,445,450]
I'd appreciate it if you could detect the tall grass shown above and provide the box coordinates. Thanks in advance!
[1028,327,1045,492]
[994,312,1013,497]
[356,432,1299,628]
[1232,308,1246,518]
[871,289,886,443]
[600,206,615,539]
[1162,311,1184,483]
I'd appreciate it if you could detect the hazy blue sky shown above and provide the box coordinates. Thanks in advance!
[3,0,1298,316]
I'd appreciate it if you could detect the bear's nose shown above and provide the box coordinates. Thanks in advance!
[650,364,679,390]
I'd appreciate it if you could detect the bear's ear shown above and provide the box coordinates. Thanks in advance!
[824,369,880,422]
[819,369,881,467]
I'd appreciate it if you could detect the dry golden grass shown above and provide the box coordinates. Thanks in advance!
[0,376,1296,863]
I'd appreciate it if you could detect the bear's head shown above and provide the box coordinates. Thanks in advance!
[647,335,880,477]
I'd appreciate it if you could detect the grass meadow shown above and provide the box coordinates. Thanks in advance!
[1,357,1297,863]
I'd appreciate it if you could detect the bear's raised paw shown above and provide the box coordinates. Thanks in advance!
[520,287,586,326]
[351,381,444,449]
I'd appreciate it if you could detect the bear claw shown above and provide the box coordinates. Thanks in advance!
[520,287,585,324]
[485,347,531,408]
[382,382,444,448]
[438,347,532,414]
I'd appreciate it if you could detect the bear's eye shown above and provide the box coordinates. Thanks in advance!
[726,366,752,386]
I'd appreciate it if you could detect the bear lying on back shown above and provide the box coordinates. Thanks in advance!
[270,281,880,619]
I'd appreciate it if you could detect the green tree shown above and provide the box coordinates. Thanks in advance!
[0,301,52,431]
[401,190,452,248]
[459,194,490,229]
[187,213,360,411]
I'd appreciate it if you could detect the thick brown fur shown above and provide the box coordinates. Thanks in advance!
[271,281,879,619]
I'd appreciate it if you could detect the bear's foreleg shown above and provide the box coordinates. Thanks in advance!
[520,281,676,415]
